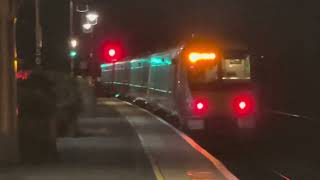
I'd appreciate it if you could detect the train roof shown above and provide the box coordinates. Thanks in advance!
[184,35,248,51]
[101,36,248,67]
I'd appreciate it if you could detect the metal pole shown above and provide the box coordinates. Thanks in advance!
[35,0,42,66]
[0,0,20,163]
[112,61,115,93]
[70,0,74,77]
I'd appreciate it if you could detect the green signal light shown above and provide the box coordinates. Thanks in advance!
[69,50,77,58]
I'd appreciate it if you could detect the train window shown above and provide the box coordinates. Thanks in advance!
[187,54,251,89]
[221,56,251,80]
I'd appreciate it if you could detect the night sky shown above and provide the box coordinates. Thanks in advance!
[16,0,320,117]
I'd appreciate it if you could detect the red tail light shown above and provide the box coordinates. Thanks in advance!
[239,101,246,110]
[196,102,204,110]
[233,95,255,117]
[193,99,208,114]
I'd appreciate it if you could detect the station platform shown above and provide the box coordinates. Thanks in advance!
[0,98,237,180]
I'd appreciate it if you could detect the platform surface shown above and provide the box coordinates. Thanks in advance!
[0,98,237,180]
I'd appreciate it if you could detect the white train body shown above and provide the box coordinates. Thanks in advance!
[101,41,258,132]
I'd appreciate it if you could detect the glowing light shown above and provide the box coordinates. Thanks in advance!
[69,50,77,58]
[102,43,124,61]
[82,23,92,30]
[189,52,216,63]
[86,12,99,22]
[14,59,18,73]
[100,64,108,68]
[109,49,116,57]
[16,71,30,80]
[233,95,255,117]
[70,39,78,48]
[196,102,204,110]
[239,101,246,110]
[193,99,208,114]
[150,56,172,66]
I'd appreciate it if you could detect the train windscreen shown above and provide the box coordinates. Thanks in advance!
[221,55,251,80]
[187,51,251,89]
[187,63,219,86]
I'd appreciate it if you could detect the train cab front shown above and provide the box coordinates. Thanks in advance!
[181,43,259,133]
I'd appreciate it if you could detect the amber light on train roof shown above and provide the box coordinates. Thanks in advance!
[188,52,216,63]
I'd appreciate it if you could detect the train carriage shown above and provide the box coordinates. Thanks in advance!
[101,39,259,134]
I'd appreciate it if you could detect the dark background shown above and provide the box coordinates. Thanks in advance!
[16,0,320,118]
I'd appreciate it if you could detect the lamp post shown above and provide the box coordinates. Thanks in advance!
[35,0,42,66]
[69,4,100,78]
[69,0,75,77]
[82,11,99,33]
[0,0,20,163]
[82,11,99,79]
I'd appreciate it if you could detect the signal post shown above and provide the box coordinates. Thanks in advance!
[0,0,20,163]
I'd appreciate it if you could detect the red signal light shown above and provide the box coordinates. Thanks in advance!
[101,42,124,62]
[104,47,118,61]
[196,102,204,110]
[239,101,246,110]
[108,49,116,57]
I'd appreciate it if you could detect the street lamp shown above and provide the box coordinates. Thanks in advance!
[82,23,92,30]
[82,22,93,33]
[86,12,99,25]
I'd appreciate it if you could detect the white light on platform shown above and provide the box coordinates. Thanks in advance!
[70,39,78,48]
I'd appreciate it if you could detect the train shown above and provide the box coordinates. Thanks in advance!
[100,38,259,135]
